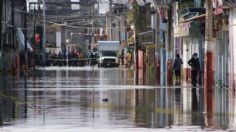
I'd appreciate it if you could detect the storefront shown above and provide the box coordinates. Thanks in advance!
[174,20,204,84]
[137,30,155,85]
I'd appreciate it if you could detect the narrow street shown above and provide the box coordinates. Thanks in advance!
[1,0,236,131]
[0,66,232,131]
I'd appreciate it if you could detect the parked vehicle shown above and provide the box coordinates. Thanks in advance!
[97,41,120,67]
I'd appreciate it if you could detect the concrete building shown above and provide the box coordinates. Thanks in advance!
[28,0,98,54]
[173,1,205,85]
[1,0,27,72]
[0,0,28,122]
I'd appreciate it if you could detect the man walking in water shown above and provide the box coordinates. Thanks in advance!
[188,53,200,87]
[173,54,183,85]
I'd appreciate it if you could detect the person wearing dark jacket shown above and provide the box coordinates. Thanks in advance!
[188,53,200,87]
[173,54,183,85]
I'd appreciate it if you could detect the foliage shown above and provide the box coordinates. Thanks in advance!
[129,2,151,34]
[127,10,134,24]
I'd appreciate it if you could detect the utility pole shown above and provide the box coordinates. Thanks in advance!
[0,0,2,116]
[0,0,2,51]
[109,0,112,40]
[167,3,172,53]
[24,0,28,71]
[167,1,173,85]
[204,0,214,126]
[135,34,139,85]
[23,0,28,118]
[33,6,36,71]
[11,0,16,75]
[0,0,2,72]
[42,0,46,65]
[155,9,160,85]
[91,0,94,52]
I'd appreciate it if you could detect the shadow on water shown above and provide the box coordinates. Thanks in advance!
[0,71,30,126]
[191,87,200,125]
[214,87,229,129]
[0,75,17,125]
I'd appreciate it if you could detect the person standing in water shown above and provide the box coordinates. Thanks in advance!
[173,54,183,85]
[188,53,200,87]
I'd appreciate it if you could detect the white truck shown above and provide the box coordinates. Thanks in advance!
[97,41,120,67]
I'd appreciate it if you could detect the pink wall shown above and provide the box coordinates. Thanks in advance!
[138,50,144,69]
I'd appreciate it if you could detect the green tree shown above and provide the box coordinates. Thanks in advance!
[132,2,151,34]
[128,2,151,48]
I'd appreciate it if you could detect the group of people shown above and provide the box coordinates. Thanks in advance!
[119,49,133,68]
[46,51,91,66]
[172,53,200,86]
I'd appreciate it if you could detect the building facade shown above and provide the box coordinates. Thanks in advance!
[229,7,236,90]
[1,0,27,72]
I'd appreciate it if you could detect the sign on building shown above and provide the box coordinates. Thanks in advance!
[213,0,223,15]
[174,22,191,37]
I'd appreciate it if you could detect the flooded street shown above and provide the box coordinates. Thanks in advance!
[1,0,236,131]
[0,67,233,131]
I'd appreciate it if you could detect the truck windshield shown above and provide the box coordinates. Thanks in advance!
[101,52,117,57]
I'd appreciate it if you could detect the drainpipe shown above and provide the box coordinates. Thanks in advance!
[204,0,214,127]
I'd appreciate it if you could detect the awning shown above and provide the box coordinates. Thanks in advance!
[16,28,33,52]
[180,6,230,23]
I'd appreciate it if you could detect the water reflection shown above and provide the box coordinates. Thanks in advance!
[214,87,229,129]
[0,67,234,131]
[174,87,182,125]
[0,75,28,125]
[191,88,200,125]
